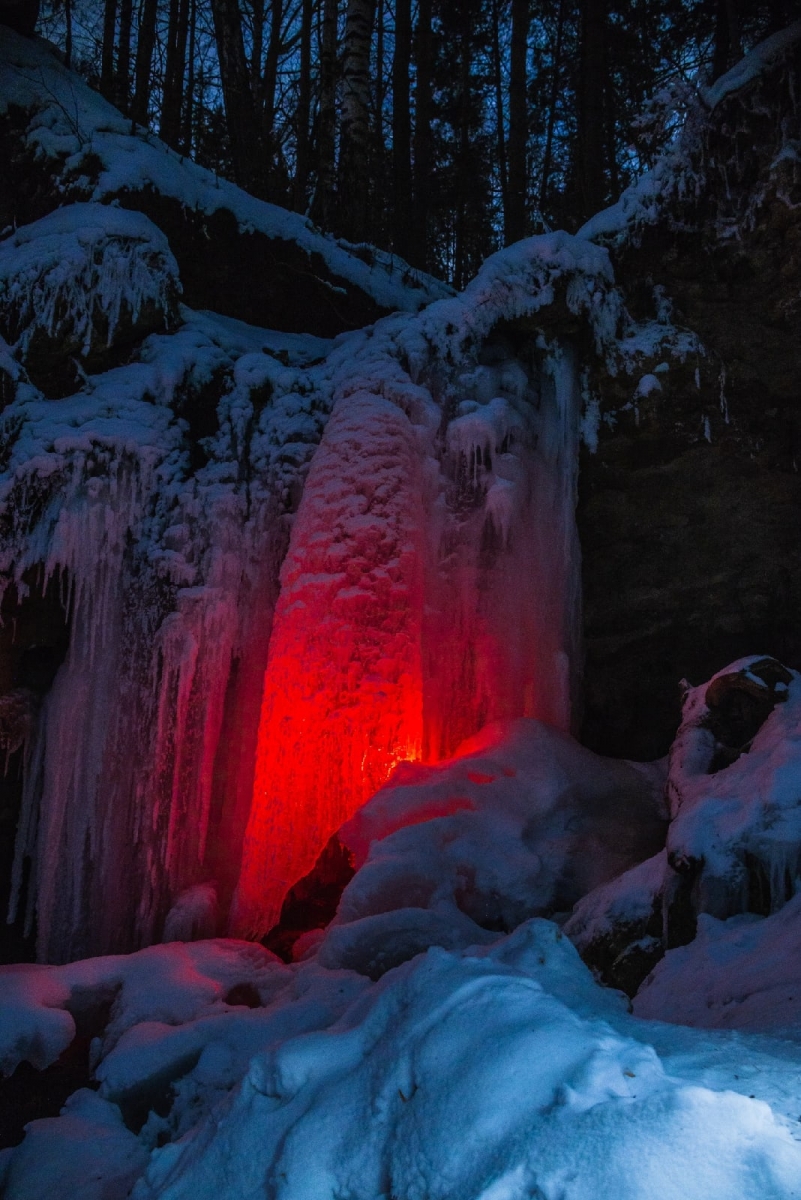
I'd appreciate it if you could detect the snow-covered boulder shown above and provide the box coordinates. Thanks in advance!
[566,655,801,995]
[565,851,667,996]
[666,656,800,921]
[634,892,801,1032]
[0,203,181,395]
[274,718,668,976]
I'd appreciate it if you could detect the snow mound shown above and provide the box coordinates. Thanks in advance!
[635,892,801,1032]
[0,939,284,1076]
[0,204,179,374]
[130,925,801,1200]
[302,718,667,975]
[2,1088,148,1200]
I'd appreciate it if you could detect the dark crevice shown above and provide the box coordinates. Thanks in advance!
[262,834,355,962]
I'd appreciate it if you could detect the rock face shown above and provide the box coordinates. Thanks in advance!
[566,655,801,996]
[578,27,801,760]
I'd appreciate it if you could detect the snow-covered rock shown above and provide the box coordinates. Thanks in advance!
[300,718,666,978]
[0,27,450,337]
[0,203,180,395]
[566,656,801,995]
[634,893,801,1032]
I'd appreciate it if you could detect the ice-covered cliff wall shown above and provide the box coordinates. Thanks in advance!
[0,28,700,960]
[0,200,628,956]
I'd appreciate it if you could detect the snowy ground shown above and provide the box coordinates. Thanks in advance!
[2,920,801,1198]
[4,696,801,1198]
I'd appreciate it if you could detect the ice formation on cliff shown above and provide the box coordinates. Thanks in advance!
[230,232,627,938]
[0,99,644,958]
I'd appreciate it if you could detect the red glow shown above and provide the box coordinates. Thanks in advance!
[230,374,578,939]
[229,394,426,939]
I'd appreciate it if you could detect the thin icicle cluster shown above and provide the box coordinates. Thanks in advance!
[0,298,343,961]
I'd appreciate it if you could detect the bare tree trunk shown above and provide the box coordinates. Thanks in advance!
[713,0,743,78]
[539,0,564,216]
[454,6,471,288]
[491,0,508,232]
[576,0,606,224]
[605,51,619,201]
[293,0,313,210]
[392,0,412,259]
[311,0,338,229]
[251,0,265,97]
[100,0,117,101]
[210,0,265,192]
[261,0,283,199]
[116,0,133,112]
[505,0,528,243]
[373,0,387,239]
[161,0,191,148]
[132,0,159,126]
[182,0,197,152]
[412,0,432,268]
[64,0,72,67]
[339,0,376,241]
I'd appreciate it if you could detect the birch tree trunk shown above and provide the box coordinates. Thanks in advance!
[339,0,376,241]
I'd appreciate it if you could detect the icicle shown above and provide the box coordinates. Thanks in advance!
[719,364,730,423]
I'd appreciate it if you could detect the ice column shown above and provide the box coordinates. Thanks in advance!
[230,391,427,939]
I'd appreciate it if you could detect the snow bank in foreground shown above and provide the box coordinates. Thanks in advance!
[4,924,801,1200]
[62,926,801,1199]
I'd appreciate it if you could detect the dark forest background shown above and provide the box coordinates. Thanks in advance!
[13,0,801,284]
